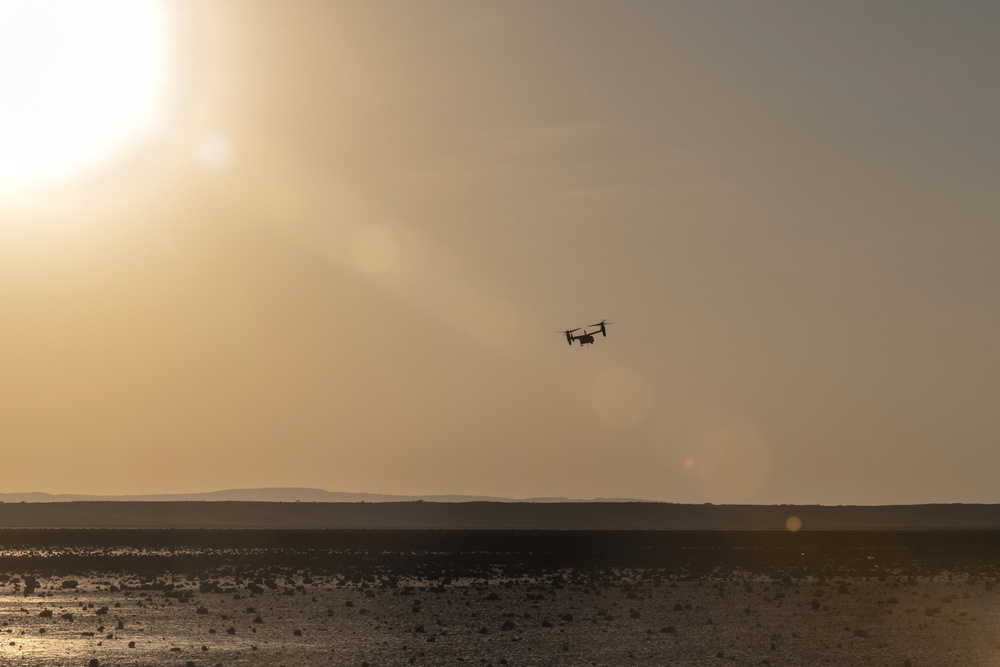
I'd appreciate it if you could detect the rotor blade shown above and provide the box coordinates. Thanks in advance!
[588,320,613,327]
[557,328,581,334]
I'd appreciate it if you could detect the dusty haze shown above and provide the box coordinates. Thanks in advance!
[1,2,999,504]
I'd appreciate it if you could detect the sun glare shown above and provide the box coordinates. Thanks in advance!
[0,0,168,194]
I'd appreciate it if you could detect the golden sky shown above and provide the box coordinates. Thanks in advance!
[2,1,999,503]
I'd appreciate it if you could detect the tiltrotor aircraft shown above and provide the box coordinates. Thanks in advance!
[557,320,613,347]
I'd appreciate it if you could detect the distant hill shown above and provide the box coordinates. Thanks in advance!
[0,488,644,504]
[0,500,999,529]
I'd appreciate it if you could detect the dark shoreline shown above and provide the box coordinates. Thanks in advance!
[2,529,1000,579]
[2,500,1000,529]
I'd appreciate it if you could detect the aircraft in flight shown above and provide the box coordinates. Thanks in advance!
[558,320,613,347]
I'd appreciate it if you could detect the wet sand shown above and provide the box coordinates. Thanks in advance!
[1,530,999,666]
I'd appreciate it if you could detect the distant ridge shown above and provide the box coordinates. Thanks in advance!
[0,488,647,504]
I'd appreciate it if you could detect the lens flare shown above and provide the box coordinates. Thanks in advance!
[196,133,235,172]
[655,402,772,502]
[350,226,399,280]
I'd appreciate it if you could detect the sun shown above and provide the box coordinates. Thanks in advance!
[0,0,169,194]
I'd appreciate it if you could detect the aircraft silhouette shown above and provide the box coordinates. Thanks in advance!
[558,320,613,347]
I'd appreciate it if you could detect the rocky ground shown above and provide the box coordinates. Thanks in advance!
[0,530,999,666]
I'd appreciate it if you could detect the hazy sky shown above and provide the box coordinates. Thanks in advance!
[2,1,999,504]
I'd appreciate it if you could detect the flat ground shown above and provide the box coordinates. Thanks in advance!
[0,530,998,666]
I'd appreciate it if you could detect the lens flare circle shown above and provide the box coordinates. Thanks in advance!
[197,133,235,172]
[351,226,399,279]
[0,0,168,192]
[655,402,773,502]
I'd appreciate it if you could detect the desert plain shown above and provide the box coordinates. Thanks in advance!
[1,529,999,666]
